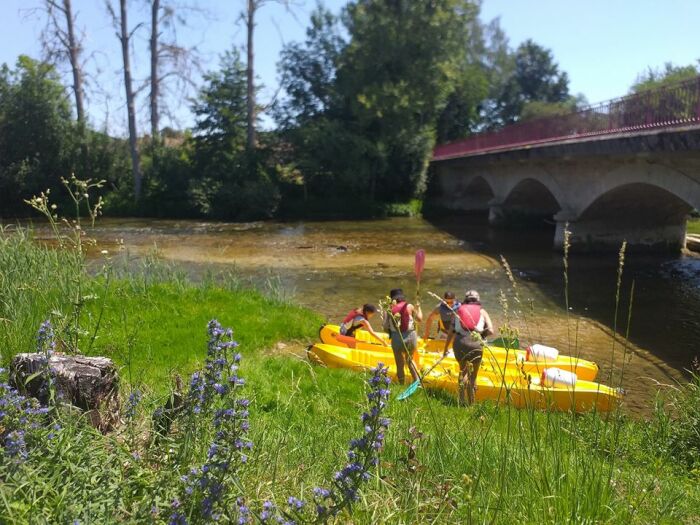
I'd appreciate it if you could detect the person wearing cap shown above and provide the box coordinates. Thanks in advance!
[383,289,422,384]
[443,290,494,405]
[423,291,460,340]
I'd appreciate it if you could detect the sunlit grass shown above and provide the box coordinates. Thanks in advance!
[1,231,699,524]
[688,217,700,235]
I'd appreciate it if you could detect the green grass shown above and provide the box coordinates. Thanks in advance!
[1,231,699,524]
[688,217,700,235]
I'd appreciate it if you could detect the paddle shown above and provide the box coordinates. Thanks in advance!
[395,249,426,387]
[397,354,448,400]
[414,249,425,301]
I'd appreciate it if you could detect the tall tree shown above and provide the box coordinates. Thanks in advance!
[190,49,279,219]
[339,0,480,200]
[39,0,86,125]
[0,57,75,215]
[241,0,293,151]
[275,5,345,129]
[107,0,142,201]
[150,0,161,139]
[148,0,203,139]
[493,39,570,125]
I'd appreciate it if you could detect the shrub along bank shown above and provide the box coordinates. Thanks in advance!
[0,232,699,524]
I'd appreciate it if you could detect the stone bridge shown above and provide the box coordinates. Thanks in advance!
[429,77,700,252]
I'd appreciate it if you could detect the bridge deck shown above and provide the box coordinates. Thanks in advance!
[434,76,700,162]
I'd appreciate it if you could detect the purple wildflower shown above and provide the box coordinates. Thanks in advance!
[125,389,142,420]
[176,321,250,521]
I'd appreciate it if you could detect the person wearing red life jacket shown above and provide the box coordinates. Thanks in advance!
[383,291,422,384]
[423,290,460,340]
[339,304,387,346]
[443,290,494,405]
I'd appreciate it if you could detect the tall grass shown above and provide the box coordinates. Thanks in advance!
[0,225,699,522]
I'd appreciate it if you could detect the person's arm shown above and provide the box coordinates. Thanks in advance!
[423,308,439,339]
[362,320,388,346]
[410,303,423,323]
[481,309,495,338]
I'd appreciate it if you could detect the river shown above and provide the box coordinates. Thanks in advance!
[32,216,700,414]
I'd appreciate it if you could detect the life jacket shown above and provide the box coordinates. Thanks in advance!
[340,309,366,336]
[390,301,411,333]
[438,301,461,332]
[456,303,483,333]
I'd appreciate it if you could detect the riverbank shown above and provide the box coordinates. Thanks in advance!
[689,217,700,235]
[1,231,699,523]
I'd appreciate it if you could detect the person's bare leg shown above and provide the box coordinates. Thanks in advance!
[393,345,405,385]
[465,363,476,405]
[458,365,467,406]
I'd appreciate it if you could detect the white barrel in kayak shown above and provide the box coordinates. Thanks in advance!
[526,344,559,362]
[541,367,577,388]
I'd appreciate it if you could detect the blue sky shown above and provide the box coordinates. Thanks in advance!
[1,0,698,134]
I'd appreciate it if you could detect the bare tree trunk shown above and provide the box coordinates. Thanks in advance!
[150,0,160,140]
[62,0,85,126]
[246,0,256,151]
[117,0,142,201]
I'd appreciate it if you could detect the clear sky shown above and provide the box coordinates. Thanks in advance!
[1,0,698,135]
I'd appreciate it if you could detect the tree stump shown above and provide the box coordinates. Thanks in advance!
[10,354,120,432]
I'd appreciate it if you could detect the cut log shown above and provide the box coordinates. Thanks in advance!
[10,353,120,432]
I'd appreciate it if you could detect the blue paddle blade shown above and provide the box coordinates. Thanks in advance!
[397,380,421,400]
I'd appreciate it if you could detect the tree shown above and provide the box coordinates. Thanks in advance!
[39,0,86,126]
[107,0,143,202]
[190,49,279,220]
[241,0,294,151]
[275,6,352,201]
[338,0,480,201]
[435,12,489,142]
[275,5,345,129]
[631,62,699,93]
[490,39,570,125]
[148,0,203,139]
[519,94,587,122]
[0,56,75,215]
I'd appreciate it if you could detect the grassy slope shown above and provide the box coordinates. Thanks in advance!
[1,233,699,523]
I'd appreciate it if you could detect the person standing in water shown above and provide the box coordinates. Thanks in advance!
[423,291,460,340]
[339,304,388,346]
[384,291,422,384]
[443,290,494,405]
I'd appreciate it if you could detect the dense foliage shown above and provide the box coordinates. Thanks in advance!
[1,2,695,220]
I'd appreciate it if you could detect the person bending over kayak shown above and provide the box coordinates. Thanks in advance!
[384,292,422,384]
[423,291,460,340]
[443,290,494,405]
[339,304,388,346]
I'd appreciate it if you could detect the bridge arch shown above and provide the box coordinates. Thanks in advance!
[575,163,700,216]
[502,178,562,214]
[563,181,695,251]
[579,182,694,224]
[460,175,495,200]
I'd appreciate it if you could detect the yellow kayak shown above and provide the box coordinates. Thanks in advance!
[319,324,600,382]
[308,343,621,413]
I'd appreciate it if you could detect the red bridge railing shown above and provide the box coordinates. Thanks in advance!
[433,76,700,161]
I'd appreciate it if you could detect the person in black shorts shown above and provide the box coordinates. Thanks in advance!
[443,290,494,405]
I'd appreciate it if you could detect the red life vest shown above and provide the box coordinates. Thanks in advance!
[342,308,365,325]
[391,301,411,332]
[456,304,482,331]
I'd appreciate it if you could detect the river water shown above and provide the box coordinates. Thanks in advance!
[32,216,700,413]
